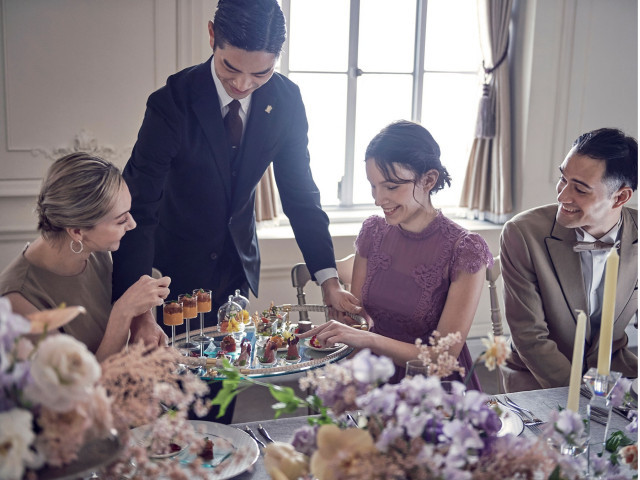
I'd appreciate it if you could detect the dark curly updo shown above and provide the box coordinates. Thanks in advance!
[36,152,123,240]
[365,120,452,195]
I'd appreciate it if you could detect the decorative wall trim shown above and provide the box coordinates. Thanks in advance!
[0,179,42,197]
[31,129,121,163]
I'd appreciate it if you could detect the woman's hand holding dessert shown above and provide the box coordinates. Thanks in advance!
[113,274,171,319]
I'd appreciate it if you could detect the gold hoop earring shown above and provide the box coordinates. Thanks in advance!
[70,240,84,254]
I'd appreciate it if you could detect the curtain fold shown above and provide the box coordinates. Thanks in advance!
[459,0,513,223]
[255,164,279,223]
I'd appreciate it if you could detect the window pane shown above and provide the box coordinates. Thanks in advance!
[289,0,349,72]
[352,74,414,205]
[359,0,416,73]
[421,72,479,207]
[290,73,348,206]
[424,0,481,72]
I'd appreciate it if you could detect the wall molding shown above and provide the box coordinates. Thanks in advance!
[0,179,42,197]
[30,129,122,163]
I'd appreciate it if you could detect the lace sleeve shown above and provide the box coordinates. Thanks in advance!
[354,216,382,259]
[450,232,494,282]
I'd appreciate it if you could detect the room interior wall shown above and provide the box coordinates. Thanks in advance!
[0,0,636,342]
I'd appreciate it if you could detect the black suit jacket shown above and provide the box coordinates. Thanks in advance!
[112,57,335,302]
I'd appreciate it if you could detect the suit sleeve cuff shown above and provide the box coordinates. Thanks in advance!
[314,268,338,286]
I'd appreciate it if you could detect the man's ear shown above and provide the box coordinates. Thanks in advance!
[208,21,215,50]
[612,186,634,208]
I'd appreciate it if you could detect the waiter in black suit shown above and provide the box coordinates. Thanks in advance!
[113,0,361,336]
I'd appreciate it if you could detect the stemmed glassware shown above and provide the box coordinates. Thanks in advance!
[174,293,199,353]
[163,300,183,348]
[191,288,213,347]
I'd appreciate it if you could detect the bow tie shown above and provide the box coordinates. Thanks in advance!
[573,240,619,252]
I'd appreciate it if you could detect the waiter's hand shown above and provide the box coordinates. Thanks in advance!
[321,277,362,318]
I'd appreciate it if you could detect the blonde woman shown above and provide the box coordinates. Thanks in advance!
[0,153,170,361]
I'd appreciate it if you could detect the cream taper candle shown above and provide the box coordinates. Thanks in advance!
[597,246,619,376]
[567,310,587,412]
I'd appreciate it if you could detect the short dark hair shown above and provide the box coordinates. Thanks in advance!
[572,128,638,192]
[212,0,286,55]
[365,120,452,195]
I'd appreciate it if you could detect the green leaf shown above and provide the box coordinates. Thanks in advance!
[209,379,241,419]
[547,465,563,480]
[605,430,634,453]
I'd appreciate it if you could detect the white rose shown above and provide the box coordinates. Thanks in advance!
[0,408,43,480]
[25,334,101,412]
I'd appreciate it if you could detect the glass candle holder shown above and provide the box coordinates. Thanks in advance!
[582,367,623,450]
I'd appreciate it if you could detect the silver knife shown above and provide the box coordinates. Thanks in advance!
[257,424,274,443]
[242,425,266,449]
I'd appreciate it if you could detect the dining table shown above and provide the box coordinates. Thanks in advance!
[226,386,637,480]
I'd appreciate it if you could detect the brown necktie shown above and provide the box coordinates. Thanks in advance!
[224,100,243,160]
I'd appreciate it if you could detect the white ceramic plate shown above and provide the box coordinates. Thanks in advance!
[38,435,121,480]
[130,424,188,459]
[497,408,525,437]
[177,420,260,479]
[304,338,344,352]
[631,378,638,400]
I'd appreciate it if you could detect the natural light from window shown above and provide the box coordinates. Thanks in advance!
[282,0,481,211]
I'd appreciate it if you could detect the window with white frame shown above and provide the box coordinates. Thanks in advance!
[278,0,482,209]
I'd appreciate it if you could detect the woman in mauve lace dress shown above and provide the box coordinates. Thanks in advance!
[300,121,493,387]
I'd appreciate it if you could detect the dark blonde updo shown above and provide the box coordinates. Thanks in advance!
[36,152,123,240]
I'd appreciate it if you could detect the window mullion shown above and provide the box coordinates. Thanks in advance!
[340,0,360,208]
[280,0,291,76]
[412,0,428,123]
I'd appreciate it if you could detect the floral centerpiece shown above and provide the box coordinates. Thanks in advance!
[0,297,219,480]
[213,331,638,480]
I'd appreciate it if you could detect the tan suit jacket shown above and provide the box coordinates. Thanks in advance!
[500,204,637,390]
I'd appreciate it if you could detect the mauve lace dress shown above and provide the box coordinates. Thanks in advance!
[355,213,494,387]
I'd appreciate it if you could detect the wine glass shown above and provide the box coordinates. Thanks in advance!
[405,359,430,378]
[191,288,213,346]
[163,300,183,348]
[174,293,199,353]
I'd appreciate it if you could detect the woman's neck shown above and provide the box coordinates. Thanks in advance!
[399,205,439,233]
[25,236,89,276]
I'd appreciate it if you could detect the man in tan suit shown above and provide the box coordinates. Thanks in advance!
[500,128,637,392]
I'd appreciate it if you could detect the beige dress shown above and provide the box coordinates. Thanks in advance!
[0,244,112,354]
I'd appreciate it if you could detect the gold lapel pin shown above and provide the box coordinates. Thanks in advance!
[265,105,273,114]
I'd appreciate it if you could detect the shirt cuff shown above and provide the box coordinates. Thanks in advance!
[314,268,338,286]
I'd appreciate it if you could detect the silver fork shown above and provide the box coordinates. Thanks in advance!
[503,395,545,425]
[492,397,544,435]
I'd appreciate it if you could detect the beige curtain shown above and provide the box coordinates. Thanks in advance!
[459,0,513,223]
[255,164,278,222]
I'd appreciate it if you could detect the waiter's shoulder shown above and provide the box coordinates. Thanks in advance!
[148,60,213,106]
